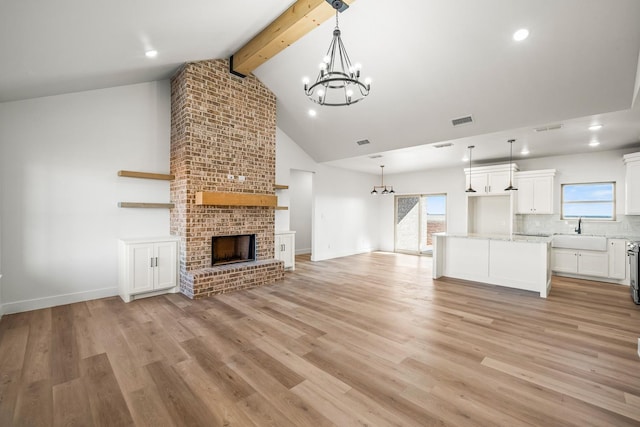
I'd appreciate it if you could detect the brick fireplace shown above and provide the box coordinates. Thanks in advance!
[170,59,284,299]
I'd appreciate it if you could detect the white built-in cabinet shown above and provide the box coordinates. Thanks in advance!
[464,164,517,195]
[608,239,627,280]
[551,238,627,281]
[624,152,640,215]
[275,231,295,270]
[552,249,608,277]
[515,170,555,214]
[118,237,179,302]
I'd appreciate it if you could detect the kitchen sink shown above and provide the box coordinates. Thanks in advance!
[551,235,607,251]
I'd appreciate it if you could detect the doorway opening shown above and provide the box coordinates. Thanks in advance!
[394,194,447,255]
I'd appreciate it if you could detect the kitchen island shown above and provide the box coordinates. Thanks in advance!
[432,233,552,298]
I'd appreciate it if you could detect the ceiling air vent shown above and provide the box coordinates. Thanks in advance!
[451,115,474,127]
[433,142,453,148]
[356,139,370,146]
[535,124,563,132]
[369,154,383,159]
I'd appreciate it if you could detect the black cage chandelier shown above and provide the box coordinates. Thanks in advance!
[303,0,371,106]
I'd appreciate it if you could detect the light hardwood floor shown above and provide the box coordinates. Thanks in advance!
[1,252,640,426]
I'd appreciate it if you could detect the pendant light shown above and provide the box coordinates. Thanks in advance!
[504,139,518,191]
[465,145,477,193]
[370,165,394,195]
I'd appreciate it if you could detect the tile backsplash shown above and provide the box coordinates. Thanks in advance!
[516,214,640,237]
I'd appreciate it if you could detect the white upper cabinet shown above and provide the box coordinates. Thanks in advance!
[624,152,640,215]
[464,164,518,195]
[515,170,556,214]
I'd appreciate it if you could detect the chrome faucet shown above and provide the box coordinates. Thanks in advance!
[575,217,582,234]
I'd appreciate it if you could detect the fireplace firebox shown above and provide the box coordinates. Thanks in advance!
[211,234,256,266]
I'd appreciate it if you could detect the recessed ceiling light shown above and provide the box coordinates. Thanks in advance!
[145,50,158,58]
[461,157,469,162]
[589,140,600,147]
[521,148,530,155]
[308,109,317,117]
[513,29,529,42]
[588,124,603,131]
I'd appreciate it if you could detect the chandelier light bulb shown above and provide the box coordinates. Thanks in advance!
[323,55,331,63]
[364,77,372,85]
[346,89,353,96]
[302,77,310,84]
[319,62,327,70]
[317,89,325,97]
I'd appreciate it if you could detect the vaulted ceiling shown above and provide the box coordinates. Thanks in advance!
[2,0,640,174]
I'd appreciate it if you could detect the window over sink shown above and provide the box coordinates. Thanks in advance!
[561,182,615,220]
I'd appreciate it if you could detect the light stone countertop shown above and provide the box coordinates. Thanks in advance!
[433,233,551,244]
[435,232,640,243]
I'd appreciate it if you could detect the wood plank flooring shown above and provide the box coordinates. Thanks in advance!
[1,252,640,426]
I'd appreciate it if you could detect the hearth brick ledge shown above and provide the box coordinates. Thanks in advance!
[181,259,285,299]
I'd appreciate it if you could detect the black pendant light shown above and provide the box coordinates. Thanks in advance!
[504,139,518,191]
[370,165,394,195]
[465,145,477,193]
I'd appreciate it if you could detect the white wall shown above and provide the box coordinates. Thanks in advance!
[290,170,313,254]
[377,147,639,250]
[378,166,467,252]
[517,149,630,215]
[276,127,379,261]
[0,81,171,314]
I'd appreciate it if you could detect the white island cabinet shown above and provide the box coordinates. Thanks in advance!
[433,233,551,298]
[118,236,179,302]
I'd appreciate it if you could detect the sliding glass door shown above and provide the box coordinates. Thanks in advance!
[395,194,446,255]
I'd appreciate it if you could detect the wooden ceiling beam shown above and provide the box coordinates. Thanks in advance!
[230,0,355,77]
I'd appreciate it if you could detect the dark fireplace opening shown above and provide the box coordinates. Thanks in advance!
[212,234,256,266]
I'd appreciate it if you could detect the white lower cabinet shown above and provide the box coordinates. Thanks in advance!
[552,239,628,281]
[118,237,179,302]
[275,231,295,270]
[608,239,627,280]
[552,249,608,278]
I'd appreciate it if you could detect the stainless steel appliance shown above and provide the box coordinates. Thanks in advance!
[628,241,640,304]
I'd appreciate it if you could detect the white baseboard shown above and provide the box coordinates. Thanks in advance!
[295,248,311,255]
[1,287,118,315]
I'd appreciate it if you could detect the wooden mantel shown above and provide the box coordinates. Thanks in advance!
[195,191,277,207]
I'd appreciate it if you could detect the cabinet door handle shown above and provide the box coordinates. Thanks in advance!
[155,257,159,267]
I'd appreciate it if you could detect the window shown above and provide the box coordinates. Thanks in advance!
[561,182,615,220]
